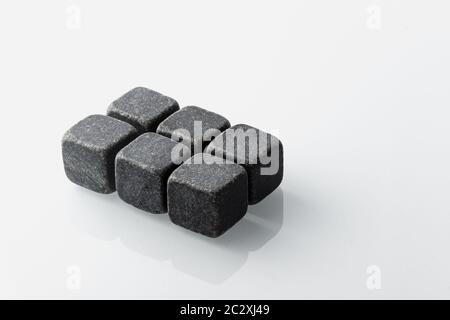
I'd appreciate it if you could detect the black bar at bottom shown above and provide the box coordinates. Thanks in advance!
[0,300,447,318]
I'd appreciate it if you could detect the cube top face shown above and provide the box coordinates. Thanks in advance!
[156,106,231,152]
[168,153,248,238]
[169,153,246,194]
[205,123,283,166]
[107,87,179,132]
[63,114,137,153]
[116,132,186,174]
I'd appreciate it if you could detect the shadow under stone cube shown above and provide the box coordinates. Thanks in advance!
[167,153,248,238]
[205,124,283,205]
[62,114,138,193]
[156,106,230,155]
[107,87,179,132]
[115,132,189,213]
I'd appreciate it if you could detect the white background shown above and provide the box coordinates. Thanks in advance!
[1,0,449,299]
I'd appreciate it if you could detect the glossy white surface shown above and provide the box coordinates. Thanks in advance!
[1,0,449,299]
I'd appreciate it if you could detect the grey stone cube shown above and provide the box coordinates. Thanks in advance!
[107,87,179,132]
[156,106,230,154]
[62,115,138,193]
[167,153,248,238]
[115,132,189,213]
[205,124,283,205]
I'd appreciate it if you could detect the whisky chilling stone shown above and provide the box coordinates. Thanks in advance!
[62,114,138,193]
[156,106,230,154]
[167,153,248,238]
[205,124,283,204]
[115,132,189,213]
[107,87,179,132]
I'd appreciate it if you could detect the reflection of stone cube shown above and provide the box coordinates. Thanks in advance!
[205,124,283,204]
[168,153,248,238]
[156,106,230,154]
[115,133,189,213]
[62,115,138,193]
[107,87,179,132]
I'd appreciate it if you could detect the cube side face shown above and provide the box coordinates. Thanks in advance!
[246,159,283,204]
[115,157,166,213]
[62,139,113,193]
[217,170,248,232]
[246,140,284,204]
[167,180,221,237]
[107,87,179,132]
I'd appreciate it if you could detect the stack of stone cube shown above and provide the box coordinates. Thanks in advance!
[62,87,283,238]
